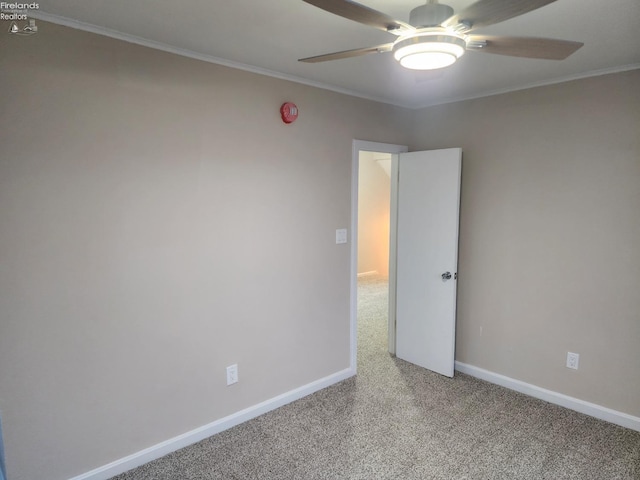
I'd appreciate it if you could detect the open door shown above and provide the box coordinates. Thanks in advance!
[393,148,462,377]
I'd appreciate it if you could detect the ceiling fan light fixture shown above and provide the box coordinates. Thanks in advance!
[393,33,466,70]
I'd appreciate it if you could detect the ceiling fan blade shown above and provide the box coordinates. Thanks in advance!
[302,0,413,34]
[467,36,584,60]
[442,0,557,31]
[299,43,394,63]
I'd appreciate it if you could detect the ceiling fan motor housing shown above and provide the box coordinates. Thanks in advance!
[393,33,466,69]
[409,2,454,27]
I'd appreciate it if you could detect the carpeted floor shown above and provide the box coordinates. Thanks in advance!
[112,275,640,479]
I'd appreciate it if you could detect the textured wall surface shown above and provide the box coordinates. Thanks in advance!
[0,22,411,480]
[411,69,640,418]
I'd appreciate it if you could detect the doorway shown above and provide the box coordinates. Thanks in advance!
[350,141,461,377]
[356,150,392,366]
[350,141,407,372]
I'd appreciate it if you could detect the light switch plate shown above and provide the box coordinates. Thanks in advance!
[335,228,348,244]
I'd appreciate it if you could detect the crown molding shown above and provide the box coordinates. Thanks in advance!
[28,11,640,111]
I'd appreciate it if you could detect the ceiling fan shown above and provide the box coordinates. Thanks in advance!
[299,0,583,70]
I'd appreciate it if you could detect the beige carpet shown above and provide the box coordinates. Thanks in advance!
[112,275,640,479]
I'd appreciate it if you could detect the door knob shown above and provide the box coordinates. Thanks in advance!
[441,272,452,280]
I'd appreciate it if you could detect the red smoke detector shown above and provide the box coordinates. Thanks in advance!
[280,102,299,124]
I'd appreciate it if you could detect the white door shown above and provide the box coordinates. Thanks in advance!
[394,148,462,377]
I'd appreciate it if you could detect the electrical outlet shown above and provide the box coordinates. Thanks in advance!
[226,364,238,385]
[566,352,579,370]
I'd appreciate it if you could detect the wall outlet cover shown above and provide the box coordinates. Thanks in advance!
[566,352,580,370]
[226,364,238,385]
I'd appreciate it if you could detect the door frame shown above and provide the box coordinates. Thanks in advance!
[350,140,408,372]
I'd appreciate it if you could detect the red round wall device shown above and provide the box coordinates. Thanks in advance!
[280,102,298,124]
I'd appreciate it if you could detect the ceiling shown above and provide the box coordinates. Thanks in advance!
[31,0,640,108]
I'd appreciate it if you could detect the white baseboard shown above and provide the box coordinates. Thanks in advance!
[357,271,379,278]
[69,367,356,480]
[455,361,640,432]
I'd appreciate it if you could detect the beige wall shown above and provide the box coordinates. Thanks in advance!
[410,69,640,418]
[0,22,411,480]
[357,152,391,277]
